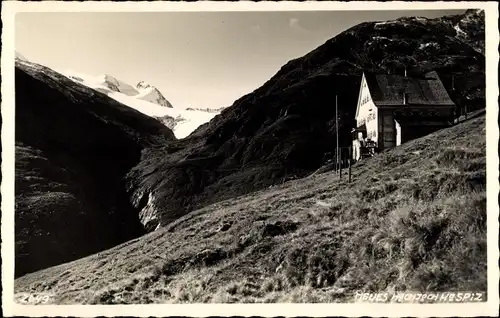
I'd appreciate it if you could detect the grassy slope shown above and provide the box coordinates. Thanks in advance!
[14,115,486,304]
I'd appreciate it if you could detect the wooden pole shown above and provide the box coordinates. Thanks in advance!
[336,149,339,173]
[348,146,352,183]
[333,149,336,172]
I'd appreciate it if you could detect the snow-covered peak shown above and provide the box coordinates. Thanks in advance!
[52,67,219,138]
[136,81,153,90]
[60,69,173,108]
[135,81,173,108]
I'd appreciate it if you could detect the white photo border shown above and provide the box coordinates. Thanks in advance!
[1,1,498,317]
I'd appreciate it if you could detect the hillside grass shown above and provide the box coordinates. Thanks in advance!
[14,115,487,304]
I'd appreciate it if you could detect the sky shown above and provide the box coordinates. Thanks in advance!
[16,10,465,110]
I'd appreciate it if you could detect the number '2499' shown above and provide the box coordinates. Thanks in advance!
[15,292,52,304]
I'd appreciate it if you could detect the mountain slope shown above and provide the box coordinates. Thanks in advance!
[14,60,175,277]
[125,10,485,231]
[14,114,486,303]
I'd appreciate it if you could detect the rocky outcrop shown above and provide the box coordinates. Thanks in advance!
[125,10,485,231]
[448,9,485,54]
[153,114,187,132]
[14,60,175,277]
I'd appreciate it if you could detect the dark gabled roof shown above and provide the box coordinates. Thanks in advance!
[364,71,455,107]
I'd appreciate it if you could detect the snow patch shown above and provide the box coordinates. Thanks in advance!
[134,82,173,108]
[418,42,439,50]
[372,36,393,41]
[374,21,398,27]
[107,94,217,139]
[414,17,429,22]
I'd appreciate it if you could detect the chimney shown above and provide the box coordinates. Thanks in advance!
[404,66,407,77]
